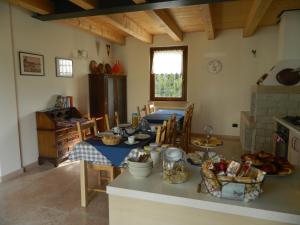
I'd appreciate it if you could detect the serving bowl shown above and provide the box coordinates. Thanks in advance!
[128,159,153,178]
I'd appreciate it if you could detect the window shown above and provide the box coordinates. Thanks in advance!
[55,58,73,77]
[150,46,187,101]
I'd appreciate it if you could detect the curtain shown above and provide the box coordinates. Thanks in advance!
[152,49,183,74]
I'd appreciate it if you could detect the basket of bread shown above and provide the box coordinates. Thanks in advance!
[102,134,121,146]
[241,151,294,176]
[201,156,266,202]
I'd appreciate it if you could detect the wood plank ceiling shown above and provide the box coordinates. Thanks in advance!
[9,0,300,45]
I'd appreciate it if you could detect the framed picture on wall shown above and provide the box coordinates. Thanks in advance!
[55,58,73,78]
[19,52,45,76]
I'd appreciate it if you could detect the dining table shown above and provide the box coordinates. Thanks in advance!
[69,131,155,207]
[143,109,185,124]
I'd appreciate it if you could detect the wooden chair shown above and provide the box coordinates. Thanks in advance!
[146,103,155,114]
[175,104,194,153]
[165,114,177,145]
[105,112,120,130]
[76,118,98,141]
[155,121,167,145]
[76,118,116,207]
[137,105,148,117]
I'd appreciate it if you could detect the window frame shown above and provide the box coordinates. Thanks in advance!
[150,46,188,101]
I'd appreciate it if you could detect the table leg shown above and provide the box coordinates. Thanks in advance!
[80,160,88,207]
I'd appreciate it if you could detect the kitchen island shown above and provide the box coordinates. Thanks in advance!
[107,165,300,225]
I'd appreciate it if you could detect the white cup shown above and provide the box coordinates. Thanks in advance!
[128,136,135,144]
[150,125,156,132]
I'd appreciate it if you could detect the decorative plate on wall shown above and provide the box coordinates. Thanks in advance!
[207,59,222,74]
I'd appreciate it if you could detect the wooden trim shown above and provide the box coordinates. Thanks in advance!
[150,46,188,101]
[243,0,273,37]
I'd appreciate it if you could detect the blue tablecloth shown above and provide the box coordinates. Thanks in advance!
[85,135,154,167]
[144,109,185,124]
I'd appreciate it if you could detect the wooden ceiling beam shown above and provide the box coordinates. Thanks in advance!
[243,0,273,37]
[133,0,183,41]
[199,4,215,40]
[9,0,53,15]
[33,0,228,21]
[60,18,125,45]
[70,0,152,43]
[10,0,125,44]
[69,0,97,10]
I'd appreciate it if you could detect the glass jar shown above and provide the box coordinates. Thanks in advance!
[131,113,139,128]
[163,147,188,184]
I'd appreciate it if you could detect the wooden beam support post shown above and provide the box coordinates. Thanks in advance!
[199,4,215,40]
[10,0,126,44]
[70,0,152,43]
[243,0,273,37]
[133,0,183,42]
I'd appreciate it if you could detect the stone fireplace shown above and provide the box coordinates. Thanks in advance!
[241,86,300,152]
[240,10,300,153]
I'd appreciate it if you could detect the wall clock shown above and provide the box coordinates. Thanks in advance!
[207,59,222,74]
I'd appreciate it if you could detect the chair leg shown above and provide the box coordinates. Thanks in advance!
[110,167,115,182]
[80,160,88,207]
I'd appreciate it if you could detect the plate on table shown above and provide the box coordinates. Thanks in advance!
[134,133,151,140]
[119,123,131,128]
[124,140,140,145]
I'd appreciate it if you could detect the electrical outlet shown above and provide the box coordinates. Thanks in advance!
[232,123,238,128]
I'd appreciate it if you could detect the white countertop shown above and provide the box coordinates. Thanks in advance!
[107,165,300,224]
[274,117,300,134]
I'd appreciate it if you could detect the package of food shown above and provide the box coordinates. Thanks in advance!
[238,161,252,177]
[226,161,241,177]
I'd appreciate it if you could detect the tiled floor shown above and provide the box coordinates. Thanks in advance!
[0,139,242,225]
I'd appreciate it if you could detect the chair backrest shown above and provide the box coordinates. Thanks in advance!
[181,104,194,152]
[165,114,176,145]
[76,118,98,141]
[137,105,148,117]
[155,121,167,145]
[105,112,120,130]
[146,103,155,114]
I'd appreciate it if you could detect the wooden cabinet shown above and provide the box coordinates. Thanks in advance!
[36,107,83,167]
[89,74,127,130]
[288,130,300,166]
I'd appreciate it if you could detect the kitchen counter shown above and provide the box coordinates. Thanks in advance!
[274,116,300,134]
[107,165,300,225]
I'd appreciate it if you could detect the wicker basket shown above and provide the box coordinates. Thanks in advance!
[201,172,264,202]
[102,135,121,146]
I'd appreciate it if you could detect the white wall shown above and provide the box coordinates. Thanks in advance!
[113,27,278,136]
[0,1,113,176]
[0,1,22,177]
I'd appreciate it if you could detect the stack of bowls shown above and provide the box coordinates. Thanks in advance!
[127,159,153,178]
